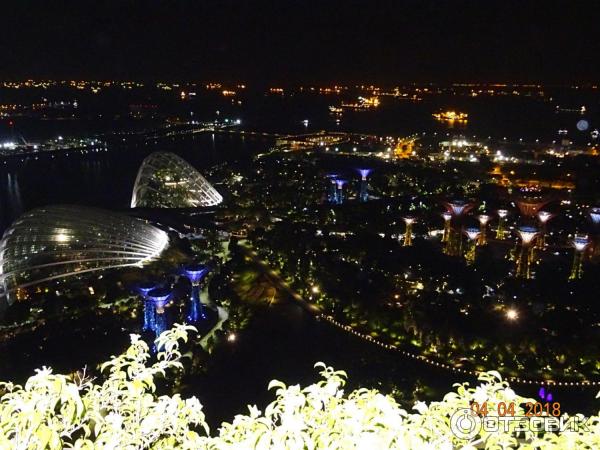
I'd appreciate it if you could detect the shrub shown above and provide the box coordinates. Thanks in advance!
[1,325,599,449]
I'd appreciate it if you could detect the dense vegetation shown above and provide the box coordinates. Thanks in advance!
[2,325,600,449]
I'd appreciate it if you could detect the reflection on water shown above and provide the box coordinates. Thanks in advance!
[0,133,271,233]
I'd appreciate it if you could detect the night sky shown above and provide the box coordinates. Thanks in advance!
[2,0,599,83]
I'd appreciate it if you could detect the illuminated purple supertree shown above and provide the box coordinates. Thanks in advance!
[496,209,509,239]
[183,264,208,286]
[515,226,538,279]
[445,199,474,217]
[326,174,339,203]
[357,169,372,202]
[443,200,473,256]
[138,282,158,332]
[464,227,481,264]
[182,264,209,323]
[335,179,347,204]
[569,235,589,280]
[145,287,173,349]
[536,210,554,248]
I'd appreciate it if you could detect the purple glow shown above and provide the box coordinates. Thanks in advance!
[335,179,347,188]
[358,169,372,180]
[146,287,172,305]
[446,200,471,216]
[138,282,157,296]
[183,264,209,284]
[539,387,553,402]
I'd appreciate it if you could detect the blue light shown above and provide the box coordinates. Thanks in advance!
[138,281,157,295]
[183,264,209,284]
[146,287,171,303]
[519,226,538,234]
[142,299,155,332]
[141,287,173,351]
[186,285,206,323]
[335,179,347,204]
[326,174,338,204]
[357,169,372,202]
[358,168,372,179]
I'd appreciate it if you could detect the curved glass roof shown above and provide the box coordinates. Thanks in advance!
[0,205,169,301]
[131,152,223,208]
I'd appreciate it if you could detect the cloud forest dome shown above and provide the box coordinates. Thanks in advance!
[0,205,169,302]
[130,152,223,208]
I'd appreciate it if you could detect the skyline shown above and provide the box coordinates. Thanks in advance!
[2,0,599,83]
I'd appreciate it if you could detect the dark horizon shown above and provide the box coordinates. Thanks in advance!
[2,0,599,84]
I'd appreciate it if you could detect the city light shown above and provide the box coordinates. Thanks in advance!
[505,309,519,321]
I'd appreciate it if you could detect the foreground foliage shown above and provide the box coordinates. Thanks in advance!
[1,325,599,449]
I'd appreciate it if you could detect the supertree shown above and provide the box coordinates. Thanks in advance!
[325,174,339,204]
[143,287,172,349]
[478,214,490,245]
[182,264,209,323]
[536,210,554,248]
[569,235,589,280]
[139,282,158,332]
[403,217,415,247]
[335,179,347,205]
[443,200,473,256]
[496,209,509,240]
[516,191,549,219]
[515,226,538,279]
[464,227,481,265]
[357,169,372,202]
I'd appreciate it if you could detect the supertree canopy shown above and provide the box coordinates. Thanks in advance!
[445,199,473,216]
[516,191,549,218]
[358,169,372,180]
[183,264,209,285]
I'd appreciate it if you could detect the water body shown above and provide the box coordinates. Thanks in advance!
[1,96,599,419]
[2,94,598,231]
[0,133,271,232]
